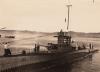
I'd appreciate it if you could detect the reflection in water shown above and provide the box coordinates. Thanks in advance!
[71,55,93,72]
[89,55,93,61]
[71,52,100,72]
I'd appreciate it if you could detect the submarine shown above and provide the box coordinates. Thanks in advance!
[0,28,98,72]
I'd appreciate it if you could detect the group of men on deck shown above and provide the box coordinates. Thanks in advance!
[2,42,93,56]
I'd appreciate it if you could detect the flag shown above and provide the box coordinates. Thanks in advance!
[93,0,94,3]
[65,18,66,22]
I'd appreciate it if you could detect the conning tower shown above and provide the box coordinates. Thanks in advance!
[55,29,71,52]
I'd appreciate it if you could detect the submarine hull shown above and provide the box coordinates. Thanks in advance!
[0,49,98,72]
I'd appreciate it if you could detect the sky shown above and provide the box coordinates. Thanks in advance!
[0,0,100,32]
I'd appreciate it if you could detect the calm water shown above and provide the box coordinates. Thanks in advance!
[71,51,100,72]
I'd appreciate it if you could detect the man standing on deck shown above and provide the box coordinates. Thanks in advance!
[4,42,7,49]
[89,43,92,49]
[89,43,93,53]
[3,42,11,56]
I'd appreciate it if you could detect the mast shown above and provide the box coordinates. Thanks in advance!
[66,4,72,31]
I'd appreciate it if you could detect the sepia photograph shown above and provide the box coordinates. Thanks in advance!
[0,0,100,72]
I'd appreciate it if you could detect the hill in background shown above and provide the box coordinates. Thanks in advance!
[0,30,100,38]
[0,30,100,55]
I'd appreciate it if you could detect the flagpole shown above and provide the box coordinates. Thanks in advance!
[66,4,72,33]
